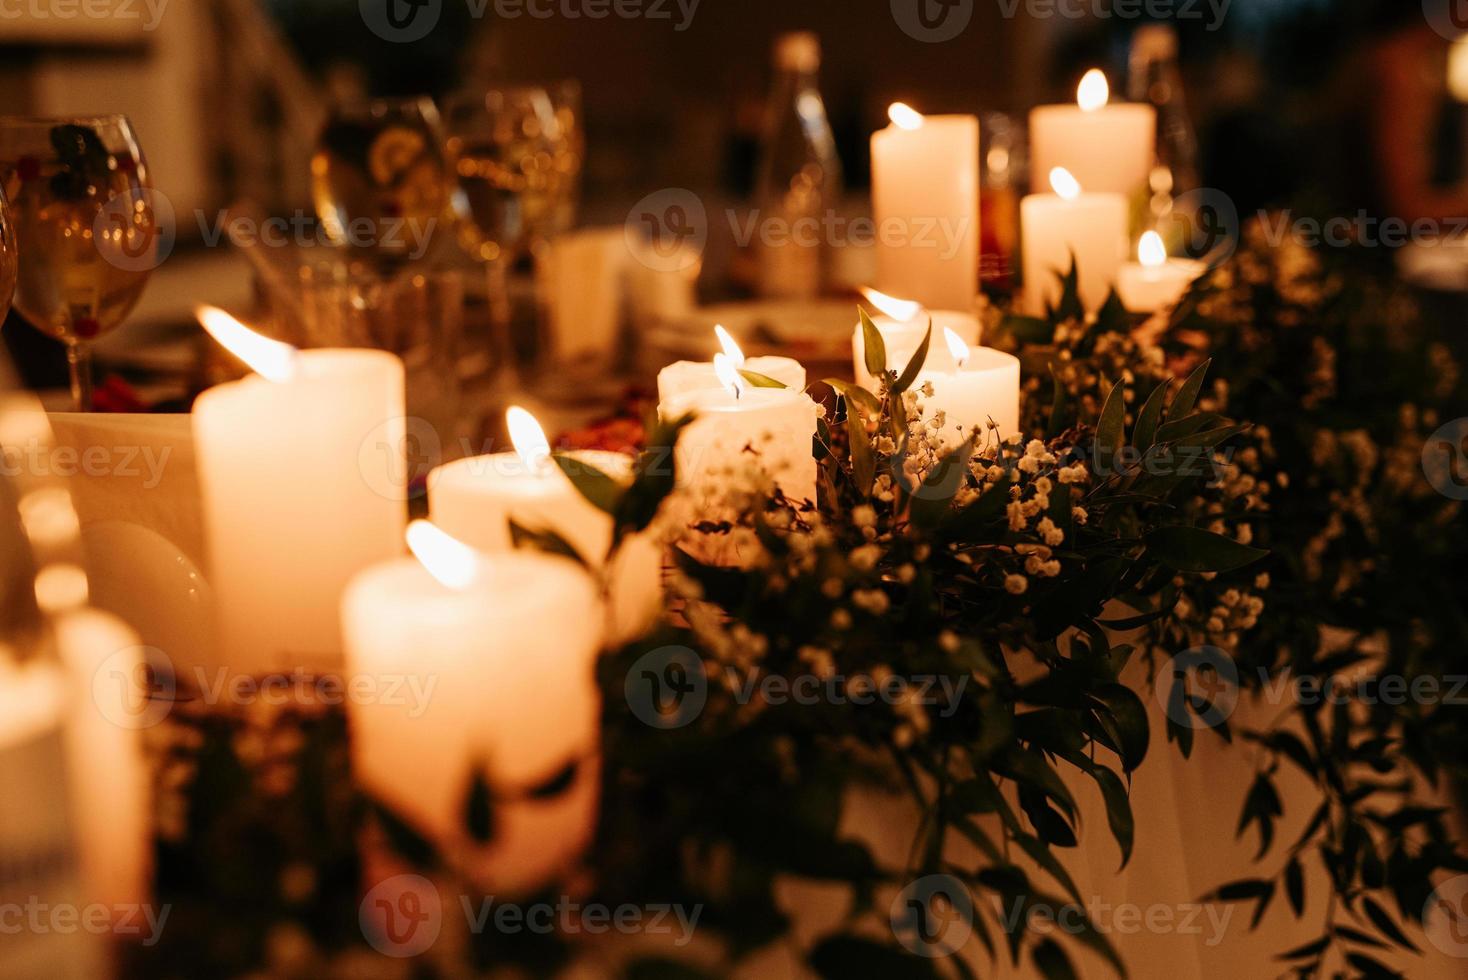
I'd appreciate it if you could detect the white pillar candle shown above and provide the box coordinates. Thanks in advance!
[1029,70,1156,197]
[193,307,407,676]
[1021,168,1129,316]
[914,329,1022,453]
[429,407,662,644]
[342,522,604,896]
[660,357,822,564]
[871,103,980,312]
[656,324,806,402]
[851,288,981,391]
[1116,231,1207,313]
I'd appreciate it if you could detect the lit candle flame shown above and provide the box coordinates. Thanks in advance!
[888,102,924,130]
[1077,69,1110,112]
[943,327,970,370]
[859,287,922,323]
[406,520,481,590]
[713,324,746,367]
[1138,231,1168,269]
[197,306,299,383]
[506,406,553,473]
[714,352,744,398]
[1049,167,1082,202]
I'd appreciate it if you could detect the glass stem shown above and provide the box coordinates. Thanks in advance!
[485,259,519,392]
[66,341,93,412]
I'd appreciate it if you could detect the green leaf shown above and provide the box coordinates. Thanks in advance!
[824,378,882,418]
[858,307,888,380]
[845,407,875,497]
[1362,897,1418,952]
[368,796,439,869]
[552,453,622,515]
[1094,378,1126,474]
[509,520,590,568]
[463,765,495,844]
[1169,357,1212,420]
[1089,765,1134,869]
[738,369,788,389]
[1093,684,1150,773]
[1001,748,1077,819]
[1209,879,1274,902]
[616,413,693,540]
[1002,313,1053,344]
[1050,252,1084,323]
[890,321,933,395]
[1132,379,1170,451]
[1144,526,1268,573]
[1093,288,1131,334]
[908,438,973,530]
[1285,857,1305,916]
[941,475,1011,540]
[1046,365,1072,440]
[1032,939,1078,980]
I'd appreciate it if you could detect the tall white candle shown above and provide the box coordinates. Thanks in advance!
[1029,70,1156,197]
[342,522,604,896]
[193,307,406,676]
[429,407,662,644]
[871,103,980,312]
[660,356,821,565]
[1021,168,1128,316]
[1116,231,1206,314]
[851,288,981,392]
[914,329,1022,453]
[657,325,806,402]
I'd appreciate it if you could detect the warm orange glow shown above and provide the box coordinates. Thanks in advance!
[888,102,924,131]
[1050,167,1082,202]
[1077,69,1110,112]
[714,353,743,398]
[1139,231,1168,269]
[860,287,922,323]
[506,406,552,473]
[714,324,746,367]
[406,520,481,590]
[943,327,971,370]
[196,306,298,383]
[34,563,88,614]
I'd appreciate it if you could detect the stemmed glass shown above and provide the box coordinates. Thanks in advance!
[443,87,565,382]
[311,97,459,265]
[0,116,158,410]
[0,182,16,323]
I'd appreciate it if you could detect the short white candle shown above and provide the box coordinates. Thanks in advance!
[193,308,407,676]
[1116,231,1207,314]
[661,356,821,564]
[914,329,1022,453]
[342,522,604,895]
[1021,168,1129,316]
[871,103,980,312]
[429,407,662,644]
[851,288,981,392]
[1029,70,1156,197]
[657,324,806,402]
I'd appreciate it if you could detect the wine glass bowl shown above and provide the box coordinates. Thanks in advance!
[0,115,157,409]
[312,97,458,262]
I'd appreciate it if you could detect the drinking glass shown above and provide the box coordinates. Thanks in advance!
[546,80,585,238]
[312,97,458,264]
[0,116,157,410]
[0,182,16,323]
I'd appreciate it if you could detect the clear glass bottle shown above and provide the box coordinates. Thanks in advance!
[1129,25,1201,225]
[751,32,842,299]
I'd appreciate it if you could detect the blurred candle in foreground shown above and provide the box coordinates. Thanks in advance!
[851,287,981,391]
[429,407,662,643]
[1020,168,1128,315]
[871,102,980,311]
[193,306,406,675]
[1116,231,1206,314]
[912,328,1022,453]
[1029,69,1156,197]
[657,324,806,402]
[342,522,604,896]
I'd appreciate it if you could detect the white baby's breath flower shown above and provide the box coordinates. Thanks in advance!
[1004,574,1029,595]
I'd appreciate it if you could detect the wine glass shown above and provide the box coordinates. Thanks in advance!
[546,80,585,239]
[0,116,157,410]
[0,182,16,323]
[443,87,564,381]
[312,97,459,264]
